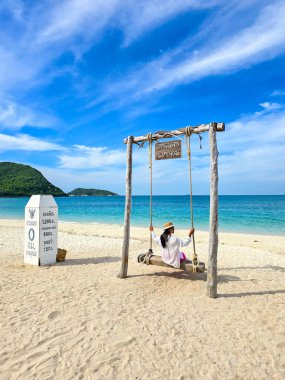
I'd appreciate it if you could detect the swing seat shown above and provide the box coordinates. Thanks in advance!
[138,252,205,273]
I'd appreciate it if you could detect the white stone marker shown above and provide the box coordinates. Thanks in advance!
[24,195,58,266]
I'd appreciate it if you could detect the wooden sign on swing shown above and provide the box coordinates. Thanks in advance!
[155,140,182,160]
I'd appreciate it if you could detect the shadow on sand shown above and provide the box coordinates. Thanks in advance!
[57,256,121,266]
[218,289,285,298]
[128,271,207,282]
[129,273,242,283]
[220,265,285,273]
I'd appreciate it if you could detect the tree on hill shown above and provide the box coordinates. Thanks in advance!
[0,162,66,196]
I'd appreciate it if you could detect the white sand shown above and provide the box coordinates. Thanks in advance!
[0,219,285,379]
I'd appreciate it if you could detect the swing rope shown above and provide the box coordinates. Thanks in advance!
[148,133,153,252]
[185,127,199,272]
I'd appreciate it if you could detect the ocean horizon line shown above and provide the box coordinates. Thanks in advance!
[0,195,284,236]
[1,194,284,198]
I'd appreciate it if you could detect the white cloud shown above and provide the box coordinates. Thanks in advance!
[58,141,156,170]
[219,106,285,151]
[0,0,219,94]
[270,90,285,97]
[97,1,285,102]
[217,105,285,194]
[259,102,283,111]
[59,144,127,169]
[121,0,220,46]
[146,1,285,91]
[35,0,220,48]
[0,99,59,130]
[0,0,25,21]
[37,0,118,47]
[0,133,62,152]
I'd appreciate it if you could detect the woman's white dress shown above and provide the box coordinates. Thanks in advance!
[151,232,191,268]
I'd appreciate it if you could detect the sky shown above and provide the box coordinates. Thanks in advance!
[0,0,285,195]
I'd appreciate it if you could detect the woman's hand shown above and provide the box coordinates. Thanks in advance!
[189,228,195,237]
[149,226,154,231]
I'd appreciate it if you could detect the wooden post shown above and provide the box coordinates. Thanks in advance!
[119,136,133,278]
[207,123,219,298]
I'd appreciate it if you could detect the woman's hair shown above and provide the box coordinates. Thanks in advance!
[160,228,172,248]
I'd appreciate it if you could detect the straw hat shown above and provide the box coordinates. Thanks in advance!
[163,221,174,230]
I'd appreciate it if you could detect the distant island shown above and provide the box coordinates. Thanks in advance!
[0,162,66,197]
[68,188,118,196]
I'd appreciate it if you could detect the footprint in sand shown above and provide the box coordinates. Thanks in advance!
[105,330,135,347]
[47,311,61,321]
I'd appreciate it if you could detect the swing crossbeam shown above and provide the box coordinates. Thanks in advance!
[124,122,225,144]
[141,254,205,273]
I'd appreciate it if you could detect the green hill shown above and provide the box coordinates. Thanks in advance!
[0,162,66,197]
[68,188,118,196]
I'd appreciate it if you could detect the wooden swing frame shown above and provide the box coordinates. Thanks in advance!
[118,122,225,298]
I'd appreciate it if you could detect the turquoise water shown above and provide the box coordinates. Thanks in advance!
[0,195,284,235]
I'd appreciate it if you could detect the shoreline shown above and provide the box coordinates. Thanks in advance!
[1,217,284,238]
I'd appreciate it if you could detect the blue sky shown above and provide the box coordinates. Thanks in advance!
[0,0,285,195]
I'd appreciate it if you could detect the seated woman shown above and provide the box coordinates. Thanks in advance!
[150,222,194,268]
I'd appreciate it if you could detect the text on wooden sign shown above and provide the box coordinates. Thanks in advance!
[155,140,182,160]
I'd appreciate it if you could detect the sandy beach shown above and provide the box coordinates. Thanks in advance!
[0,218,284,380]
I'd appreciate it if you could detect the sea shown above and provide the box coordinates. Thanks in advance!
[0,195,284,236]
